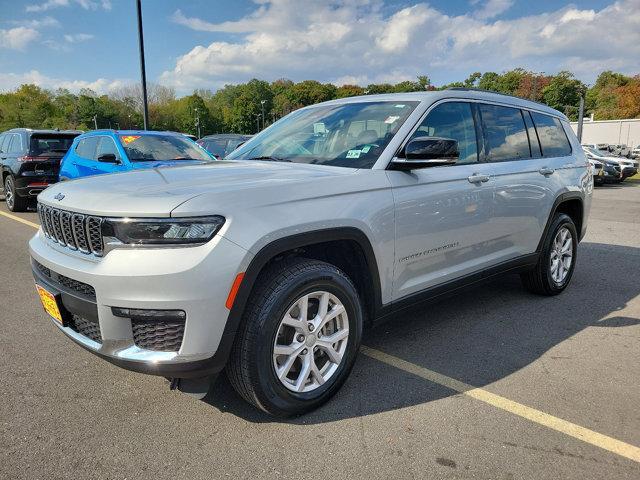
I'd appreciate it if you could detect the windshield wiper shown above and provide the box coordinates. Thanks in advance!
[247,156,291,162]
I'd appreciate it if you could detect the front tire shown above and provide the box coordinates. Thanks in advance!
[4,175,28,212]
[227,258,363,416]
[521,213,577,295]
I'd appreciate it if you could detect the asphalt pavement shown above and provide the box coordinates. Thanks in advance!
[0,182,638,479]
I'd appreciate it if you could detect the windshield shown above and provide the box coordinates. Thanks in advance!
[29,134,77,156]
[226,101,419,168]
[119,134,213,162]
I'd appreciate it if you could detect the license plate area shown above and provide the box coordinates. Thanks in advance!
[35,284,66,324]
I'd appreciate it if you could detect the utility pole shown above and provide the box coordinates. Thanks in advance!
[195,107,201,138]
[576,96,585,142]
[136,0,149,130]
[260,99,266,129]
[92,115,98,130]
[255,114,261,133]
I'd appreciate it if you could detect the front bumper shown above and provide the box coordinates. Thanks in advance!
[29,229,251,378]
[621,167,638,179]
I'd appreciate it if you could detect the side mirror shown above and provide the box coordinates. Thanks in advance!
[391,136,458,170]
[97,153,120,164]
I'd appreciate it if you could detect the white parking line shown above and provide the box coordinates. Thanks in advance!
[361,346,640,463]
[0,210,40,229]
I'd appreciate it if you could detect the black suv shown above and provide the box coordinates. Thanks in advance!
[0,129,81,211]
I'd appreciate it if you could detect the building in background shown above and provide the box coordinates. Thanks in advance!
[570,118,640,149]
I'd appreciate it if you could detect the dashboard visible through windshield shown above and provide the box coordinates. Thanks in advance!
[226,101,419,168]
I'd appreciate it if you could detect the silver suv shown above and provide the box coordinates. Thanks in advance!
[30,89,591,416]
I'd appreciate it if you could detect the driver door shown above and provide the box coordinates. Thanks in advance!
[388,101,499,300]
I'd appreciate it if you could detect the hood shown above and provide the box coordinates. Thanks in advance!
[38,160,356,217]
[130,159,207,170]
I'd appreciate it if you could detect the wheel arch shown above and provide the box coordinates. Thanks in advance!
[537,192,585,252]
[231,227,383,324]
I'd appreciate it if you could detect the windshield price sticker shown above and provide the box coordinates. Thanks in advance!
[346,150,361,158]
[121,135,141,144]
[384,115,400,124]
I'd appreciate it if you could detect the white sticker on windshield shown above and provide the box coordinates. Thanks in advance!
[394,104,406,108]
[384,115,400,124]
[346,150,361,158]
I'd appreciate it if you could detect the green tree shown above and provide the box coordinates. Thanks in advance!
[542,71,587,119]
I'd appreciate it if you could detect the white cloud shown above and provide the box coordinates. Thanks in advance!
[26,0,111,12]
[10,16,60,28]
[0,70,129,94]
[64,33,94,43]
[0,27,40,50]
[161,0,640,93]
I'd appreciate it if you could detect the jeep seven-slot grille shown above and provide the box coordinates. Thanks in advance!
[38,204,103,256]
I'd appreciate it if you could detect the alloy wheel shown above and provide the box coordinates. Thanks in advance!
[549,226,573,284]
[272,291,349,393]
[5,178,14,210]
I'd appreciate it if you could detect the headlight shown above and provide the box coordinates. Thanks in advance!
[102,216,225,245]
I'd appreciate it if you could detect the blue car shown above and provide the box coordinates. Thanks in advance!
[59,130,214,180]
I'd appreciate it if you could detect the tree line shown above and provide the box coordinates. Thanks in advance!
[1,69,638,136]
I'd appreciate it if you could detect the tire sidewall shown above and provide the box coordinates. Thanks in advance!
[251,267,362,414]
[5,175,15,211]
[543,214,577,293]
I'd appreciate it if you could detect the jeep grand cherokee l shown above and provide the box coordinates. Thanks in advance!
[1,128,81,211]
[30,90,591,416]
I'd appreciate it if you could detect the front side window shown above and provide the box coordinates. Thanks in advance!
[75,137,99,160]
[530,112,572,157]
[95,137,121,160]
[408,102,478,164]
[119,134,213,162]
[227,101,419,169]
[480,104,530,162]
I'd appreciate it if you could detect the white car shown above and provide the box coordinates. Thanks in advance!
[632,145,640,160]
[582,146,638,181]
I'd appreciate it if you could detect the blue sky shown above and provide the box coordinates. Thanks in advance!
[1,0,639,95]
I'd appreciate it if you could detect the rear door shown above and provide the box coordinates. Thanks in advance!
[476,103,555,257]
[73,136,99,177]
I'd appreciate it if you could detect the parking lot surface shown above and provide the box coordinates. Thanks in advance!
[1,183,639,480]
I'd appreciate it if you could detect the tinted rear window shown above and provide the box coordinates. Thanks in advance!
[530,113,572,157]
[29,134,77,156]
[479,104,530,162]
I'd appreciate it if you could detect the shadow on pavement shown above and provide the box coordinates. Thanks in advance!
[202,241,640,423]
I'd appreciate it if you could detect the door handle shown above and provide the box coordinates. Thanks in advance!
[539,167,555,176]
[468,174,490,184]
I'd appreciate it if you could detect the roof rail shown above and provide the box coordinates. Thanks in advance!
[445,87,551,109]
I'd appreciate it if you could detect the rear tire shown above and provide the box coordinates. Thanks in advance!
[521,213,577,296]
[227,257,363,416]
[4,175,28,212]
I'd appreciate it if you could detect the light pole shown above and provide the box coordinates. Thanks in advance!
[92,114,98,130]
[260,99,266,129]
[194,107,201,138]
[136,0,149,130]
[255,114,261,133]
